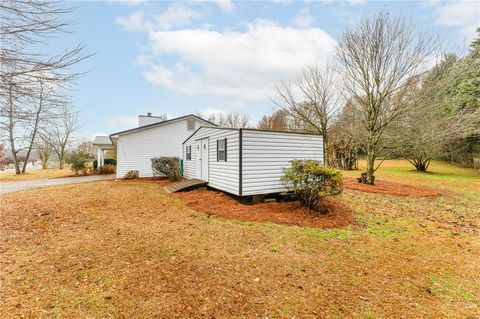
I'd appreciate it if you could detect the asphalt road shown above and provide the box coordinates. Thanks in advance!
[0,175,115,195]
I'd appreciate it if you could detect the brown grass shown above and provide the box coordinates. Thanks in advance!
[1,162,479,318]
[0,167,74,182]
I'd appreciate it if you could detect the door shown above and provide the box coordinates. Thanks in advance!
[195,138,209,180]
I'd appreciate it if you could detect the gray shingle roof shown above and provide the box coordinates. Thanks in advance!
[92,136,112,145]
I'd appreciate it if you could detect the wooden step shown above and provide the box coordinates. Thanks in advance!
[164,178,208,193]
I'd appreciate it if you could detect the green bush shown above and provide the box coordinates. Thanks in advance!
[96,164,116,175]
[151,157,181,181]
[281,160,343,212]
[68,151,93,175]
[93,159,116,170]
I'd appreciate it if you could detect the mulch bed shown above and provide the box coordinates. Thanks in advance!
[343,177,443,197]
[173,189,354,229]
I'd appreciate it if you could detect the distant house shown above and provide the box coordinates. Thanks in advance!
[182,127,324,196]
[93,114,215,179]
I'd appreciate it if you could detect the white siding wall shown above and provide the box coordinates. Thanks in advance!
[116,118,205,178]
[183,127,240,195]
[241,130,324,196]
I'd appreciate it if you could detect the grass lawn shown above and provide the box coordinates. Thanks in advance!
[0,167,74,182]
[1,161,479,318]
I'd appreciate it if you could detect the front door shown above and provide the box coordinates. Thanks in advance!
[195,138,209,180]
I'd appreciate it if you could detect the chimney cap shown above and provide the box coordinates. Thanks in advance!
[147,112,152,117]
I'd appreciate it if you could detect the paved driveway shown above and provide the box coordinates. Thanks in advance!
[0,175,115,195]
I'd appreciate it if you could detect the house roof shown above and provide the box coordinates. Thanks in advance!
[109,114,217,137]
[92,135,113,145]
[182,126,322,144]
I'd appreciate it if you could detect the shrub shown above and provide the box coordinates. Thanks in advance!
[151,156,181,181]
[93,159,116,170]
[97,164,116,175]
[281,160,343,212]
[124,170,139,179]
[69,151,93,175]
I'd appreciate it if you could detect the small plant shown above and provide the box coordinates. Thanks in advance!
[68,151,93,175]
[151,156,181,181]
[124,170,139,179]
[281,160,343,212]
[93,159,116,170]
[96,164,116,175]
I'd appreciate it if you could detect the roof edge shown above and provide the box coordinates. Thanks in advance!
[109,114,217,137]
[182,126,239,144]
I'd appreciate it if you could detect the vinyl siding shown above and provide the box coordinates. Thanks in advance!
[183,127,240,195]
[241,130,324,196]
[116,118,207,178]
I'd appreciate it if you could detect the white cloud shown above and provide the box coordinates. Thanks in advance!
[345,0,366,5]
[115,4,201,31]
[154,3,201,30]
[434,1,479,42]
[214,0,235,13]
[115,11,146,31]
[104,116,138,131]
[144,19,337,101]
[123,0,147,6]
[108,0,147,6]
[289,9,313,28]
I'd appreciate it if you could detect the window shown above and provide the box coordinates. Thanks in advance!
[187,118,195,131]
[186,145,192,161]
[217,138,227,161]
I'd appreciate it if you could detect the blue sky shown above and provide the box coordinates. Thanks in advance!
[46,0,479,139]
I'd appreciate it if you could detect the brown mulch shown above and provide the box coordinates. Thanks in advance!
[343,177,443,197]
[173,189,354,229]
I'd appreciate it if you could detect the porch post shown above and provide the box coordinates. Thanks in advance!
[100,149,105,167]
[97,148,104,167]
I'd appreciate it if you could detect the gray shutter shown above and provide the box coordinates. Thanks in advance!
[216,139,219,161]
[224,138,227,161]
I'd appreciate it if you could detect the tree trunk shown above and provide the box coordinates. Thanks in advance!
[39,146,50,169]
[7,83,21,175]
[22,83,44,173]
[58,148,65,169]
[323,132,329,166]
[365,137,376,185]
[413,158,430,172]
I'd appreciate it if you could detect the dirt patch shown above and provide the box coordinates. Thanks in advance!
[173,188,354,229]
[343,177,443,197]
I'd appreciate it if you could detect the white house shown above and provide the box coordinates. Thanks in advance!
[182,126,324,197]
[94,114,216,179]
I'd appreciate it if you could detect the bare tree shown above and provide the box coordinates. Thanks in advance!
[328,100,364,170]
[41,105,78,169]
[35,140,53,169]
[196,111,250,128]
[257,110,289,131]
[0,1,90,174]
[0,143,5,169]
[76,140,95,158]
[1,77,27,174]
[273,64,342,165]
[336,11,435,184]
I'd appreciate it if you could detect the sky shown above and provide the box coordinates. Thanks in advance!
[44,0,480,139]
